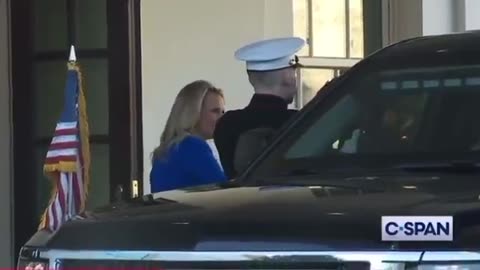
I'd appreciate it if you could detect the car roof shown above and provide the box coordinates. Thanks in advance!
[355,31,480,71]
[380,30,480,56]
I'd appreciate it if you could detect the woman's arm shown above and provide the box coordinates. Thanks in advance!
[181,136,228,184]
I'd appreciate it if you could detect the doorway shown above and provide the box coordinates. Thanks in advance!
[10,0,143,260]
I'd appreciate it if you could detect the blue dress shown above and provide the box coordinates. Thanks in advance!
[150,135,227,193]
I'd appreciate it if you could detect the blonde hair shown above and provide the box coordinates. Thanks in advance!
[151,80,224,163]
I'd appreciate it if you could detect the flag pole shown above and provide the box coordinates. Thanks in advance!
[68,44,78,220]
[68,44,76,221]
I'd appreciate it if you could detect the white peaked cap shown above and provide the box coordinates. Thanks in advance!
[234,37,306,71]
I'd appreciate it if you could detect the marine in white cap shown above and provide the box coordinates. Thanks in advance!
[234,36,305,103]
[213,37,305,179]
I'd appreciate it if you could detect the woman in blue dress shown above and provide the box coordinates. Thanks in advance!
[150,80,228,193]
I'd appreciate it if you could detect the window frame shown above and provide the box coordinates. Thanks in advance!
[293,0,383,109]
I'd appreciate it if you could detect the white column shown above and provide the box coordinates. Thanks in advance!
[422,0,455,35]
[382,0,423,46]
[421,0,480,33]
[464,0,480,30]
[0,0,13,267]
[384,0,472,45]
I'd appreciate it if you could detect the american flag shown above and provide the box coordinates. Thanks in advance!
[38,61,91,232]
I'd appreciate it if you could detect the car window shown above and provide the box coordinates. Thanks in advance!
[285,86,429,159]
[251,64,480,178]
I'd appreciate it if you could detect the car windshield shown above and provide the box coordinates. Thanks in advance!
[250,61,480,179]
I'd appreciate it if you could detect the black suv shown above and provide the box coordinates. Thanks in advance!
[18,31,480,270]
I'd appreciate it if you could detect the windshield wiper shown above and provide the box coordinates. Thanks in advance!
[395,160,480,173]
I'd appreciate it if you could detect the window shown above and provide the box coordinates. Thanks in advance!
[252,62,480,179]
[293,0,381,108]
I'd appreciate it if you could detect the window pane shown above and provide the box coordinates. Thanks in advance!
[33,61,66,138]
[300,68,336,106]
[81,59,110,135]
[85,143,110,210]
[349,0,364,58]
[33,0,68,52]
[312,0,346,57]
[76,0,107,49]
[293,0,310,56]
[33,59,109,138]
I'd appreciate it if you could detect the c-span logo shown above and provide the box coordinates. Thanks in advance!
[381,216,453,241]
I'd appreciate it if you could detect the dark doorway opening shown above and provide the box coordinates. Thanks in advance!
[10,0,143,262]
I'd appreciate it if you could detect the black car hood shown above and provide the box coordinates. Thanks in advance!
[26,174,480,251]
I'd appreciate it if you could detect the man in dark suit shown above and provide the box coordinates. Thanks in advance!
[213,37,305,179]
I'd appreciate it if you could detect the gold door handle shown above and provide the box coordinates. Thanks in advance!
[131,180,139,198]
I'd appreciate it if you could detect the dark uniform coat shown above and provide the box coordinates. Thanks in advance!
[213,94,297,179]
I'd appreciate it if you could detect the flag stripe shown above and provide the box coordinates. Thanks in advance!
[52,135,78,144]
[69,173,75,219]
[49,142,80,150]
[57,174,67,223]
[54,128,78,136]
[56,122,77,129]
[61,173,70,221]
[46,149,78,157]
